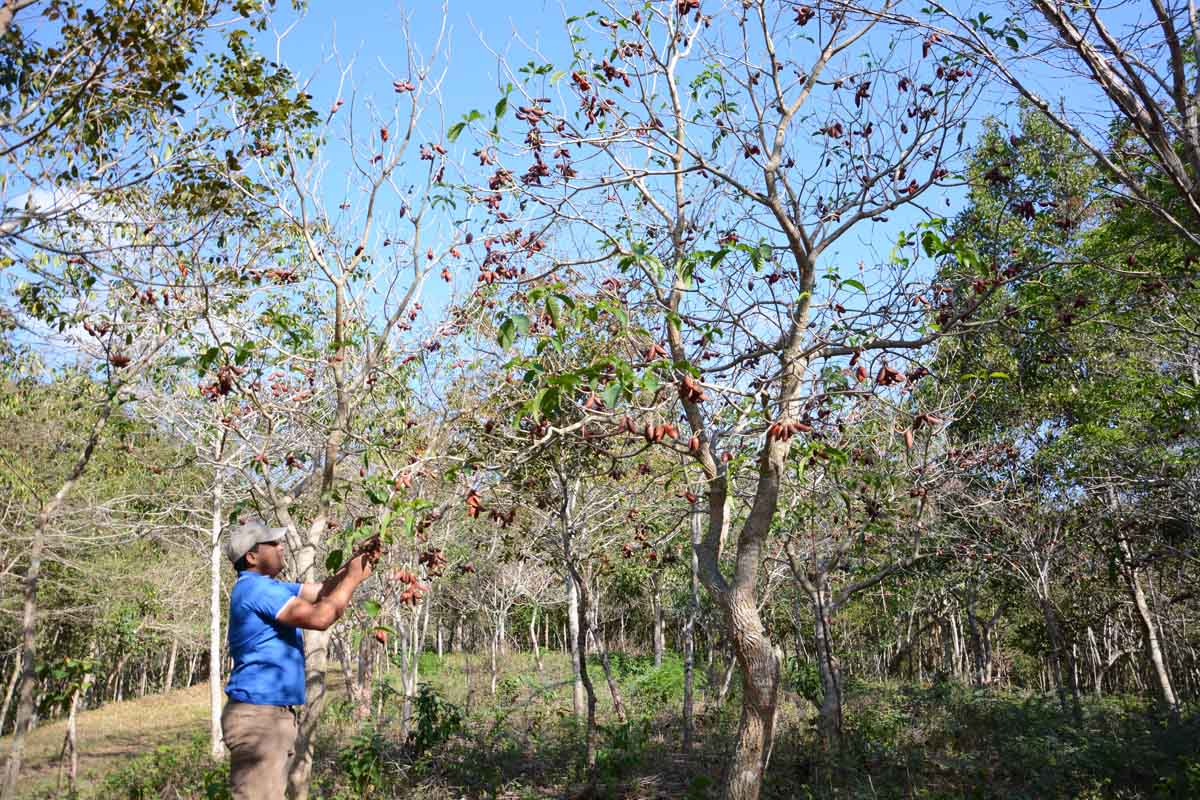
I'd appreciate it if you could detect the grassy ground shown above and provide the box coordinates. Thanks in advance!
[3,681,211,798]
[5,652,1200,798]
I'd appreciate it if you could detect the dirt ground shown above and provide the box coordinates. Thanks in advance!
[2,682,211,798]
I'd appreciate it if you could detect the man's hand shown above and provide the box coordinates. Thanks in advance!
[349,535,384,578]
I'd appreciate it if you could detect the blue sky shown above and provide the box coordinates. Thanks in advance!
[258,1,574,133]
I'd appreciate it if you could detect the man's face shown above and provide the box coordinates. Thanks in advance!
[246,539,286,577]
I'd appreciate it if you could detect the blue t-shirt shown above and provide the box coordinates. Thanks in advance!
[225,572,306,706]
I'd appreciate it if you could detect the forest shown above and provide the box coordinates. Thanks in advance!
[1,1,1198,798]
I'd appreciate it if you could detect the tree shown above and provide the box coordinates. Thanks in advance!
[936,104,1200,717]
[469,3,983,796]
[913,0,1200,250]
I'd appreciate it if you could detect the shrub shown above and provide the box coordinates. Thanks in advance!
[95,733,230,800]
[336,726,388,799]
[411,682,464,753]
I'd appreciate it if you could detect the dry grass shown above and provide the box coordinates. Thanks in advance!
[3,682,211,798]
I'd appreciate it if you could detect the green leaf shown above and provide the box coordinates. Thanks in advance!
[366,485,389,505]
[601,381,622,408]
[495,96,508,120]
[363,599,382,618]
[498,319,516,349]
[529,387,549,421]
[842,278,867,293]
[325,549,344,571]
[447,121,466,142]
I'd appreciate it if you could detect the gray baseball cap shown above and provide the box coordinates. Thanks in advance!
[225,520,289,565]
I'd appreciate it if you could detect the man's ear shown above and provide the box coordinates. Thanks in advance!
[243,545,260,568]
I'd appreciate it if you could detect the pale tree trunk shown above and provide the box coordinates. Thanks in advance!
[1119,536,1179,716]
[810,582,843,748]
[289,627,332,798]
[566,572,585,719]
[401,602,423,735]
[351,629,373,722]
[284,507,337,799]
[717,649,737,706]
[653,578,665,668]
[529,606,544,674]
[497,606,508,657]
[2,402,113,800]
[682,505,702,753]
[593,630,628,724]
[209,472,225,761]
[489,623,499,696]
[0,655,19,737]
[463,640,475,715]
[56,692,79,794]
[569,566,599,774]
[164,638,179,693]
[56,642,93,796]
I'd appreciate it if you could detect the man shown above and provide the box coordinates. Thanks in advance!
[221,519,382,799]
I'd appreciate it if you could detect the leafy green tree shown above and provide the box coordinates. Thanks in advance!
[936,105,1200,718]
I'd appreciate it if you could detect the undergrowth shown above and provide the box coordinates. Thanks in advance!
[80,654,1200,800]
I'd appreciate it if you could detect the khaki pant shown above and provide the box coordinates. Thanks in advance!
[221,701,298,800]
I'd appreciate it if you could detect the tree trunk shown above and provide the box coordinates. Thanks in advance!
[0,655,20,737]
[57,645,93,797]
[287,628,331,800]
[653,580,665,668]
[682,505,701,753]
[496,605,508,658]
[56,689,79,794]
[566,572,585,720]
[284,506,339,800]
[404,603,423,728]
[1039,595,1082,724]
[717,648,737,706]
[2,402,112,800]
[530,606,544,674]
[487,623,498,696]
[164,638,179,693]
[811,586,843,749]
[569,567,599,775]
[209,474,225,760]
[463,643,475,715]
[594,631,628,724]
[352,628,373,722]
[723,588,780,800]
[1119,536,1179,716]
